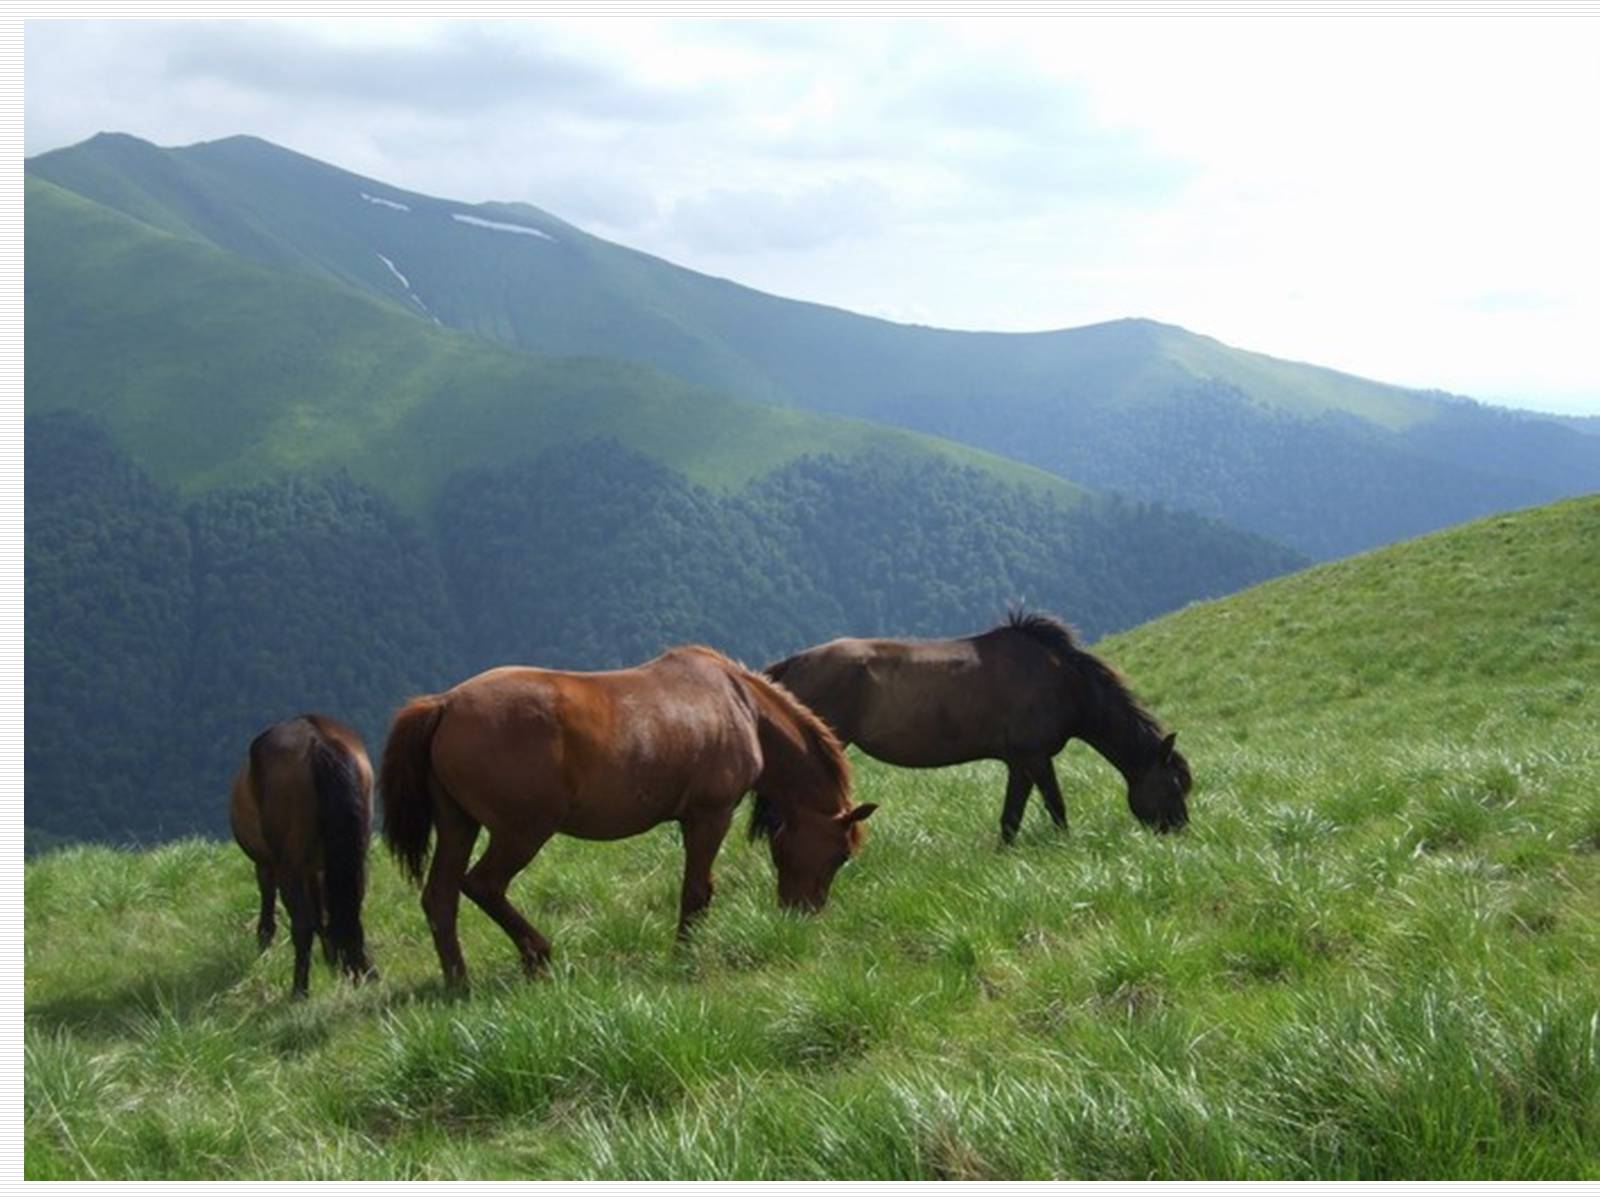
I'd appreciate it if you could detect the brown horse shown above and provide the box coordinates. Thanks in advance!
[229,714,377,998]
[766,610,1191,843]
[381,645,876,988]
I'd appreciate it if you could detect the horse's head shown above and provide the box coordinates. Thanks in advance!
[763,801,878,912]
[1128,732,1191,833]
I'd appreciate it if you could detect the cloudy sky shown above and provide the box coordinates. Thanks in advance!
[24,16,1600,414]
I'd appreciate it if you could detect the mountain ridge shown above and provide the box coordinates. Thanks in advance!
[23,171,1087,512]
[29,131,1600,559]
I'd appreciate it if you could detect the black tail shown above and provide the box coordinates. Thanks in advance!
[311,736,373,978]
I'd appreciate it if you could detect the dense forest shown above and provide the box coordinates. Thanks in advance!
[883,381,1565,560]
[26,413,1303,847]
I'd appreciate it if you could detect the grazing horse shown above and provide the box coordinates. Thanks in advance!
[766,610,1191,843]
[229,714,377,998]
[381,645,876,989]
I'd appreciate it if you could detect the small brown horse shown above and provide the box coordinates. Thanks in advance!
[766,610,1191,842]
[230,714,377,998]
[381,645,876,988]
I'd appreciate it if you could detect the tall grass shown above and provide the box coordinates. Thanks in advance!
[24,498,1600,1177]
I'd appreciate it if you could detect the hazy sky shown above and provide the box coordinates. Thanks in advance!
[24,16,1600,414]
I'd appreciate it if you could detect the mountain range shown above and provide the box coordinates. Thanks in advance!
[31,132,1600,560]
[26,134,1314,845]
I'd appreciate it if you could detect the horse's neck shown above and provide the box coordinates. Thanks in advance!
[754,716,816,808]
[750,688,839,819]
[1076,703,1159,783]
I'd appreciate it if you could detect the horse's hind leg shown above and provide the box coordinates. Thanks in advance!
[281,871,318,1000]
[254,862,278,950]
[1026,756,1069,832]
[462,827,555,977]
[999,762,1035,845]
[422,797,480,990]
[316,870,335,966]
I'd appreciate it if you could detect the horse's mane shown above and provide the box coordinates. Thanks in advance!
[1002,607,1082,659]
[1000,607,1169,750]
[732,663,853,844]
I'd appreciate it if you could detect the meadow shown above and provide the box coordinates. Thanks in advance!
[24,497,1600,1179]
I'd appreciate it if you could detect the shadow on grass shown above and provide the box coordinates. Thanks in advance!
[27,945,258,1037]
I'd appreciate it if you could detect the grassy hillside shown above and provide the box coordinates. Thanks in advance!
[29,133,1600,558]
[25,173,1074,514]
[26,498,1600,1178]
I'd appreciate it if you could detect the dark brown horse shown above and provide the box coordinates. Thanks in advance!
[766,610,1191,843]
[381,645,876,988]
[229,714,377,998]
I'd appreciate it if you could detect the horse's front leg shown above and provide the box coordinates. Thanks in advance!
[677,804,735,940]
[999,763,1034,845]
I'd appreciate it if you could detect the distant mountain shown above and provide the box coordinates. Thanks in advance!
[24,172,1069,512]
[29,132,1600,559]
[24,169,1301,845]
[1545,413,1600,437]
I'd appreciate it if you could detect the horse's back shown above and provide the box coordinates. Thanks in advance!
[244,715,372,861]
[774,635,979,721]
[776,631,1064,765]
[429,653,763,839]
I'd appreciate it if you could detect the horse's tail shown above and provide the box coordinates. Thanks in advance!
[380,695,447,889]
[309,732,372,977]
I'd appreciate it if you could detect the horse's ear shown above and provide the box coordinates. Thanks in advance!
[838,803,878,825]
[1161,732,1177,764]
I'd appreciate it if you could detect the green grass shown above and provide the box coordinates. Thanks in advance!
[24,497,1600,1178]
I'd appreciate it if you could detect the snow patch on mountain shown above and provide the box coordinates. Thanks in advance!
[361,192,411,212]
[451,213,555,241]
[375,251,436,320]
[375,251,411,291]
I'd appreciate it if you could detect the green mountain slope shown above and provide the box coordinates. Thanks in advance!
[25,498,1600,1179]
[25,172,1303,844]
[1101,494,1599,747]
[24,172,1071,511]
[29,132,1600,558]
